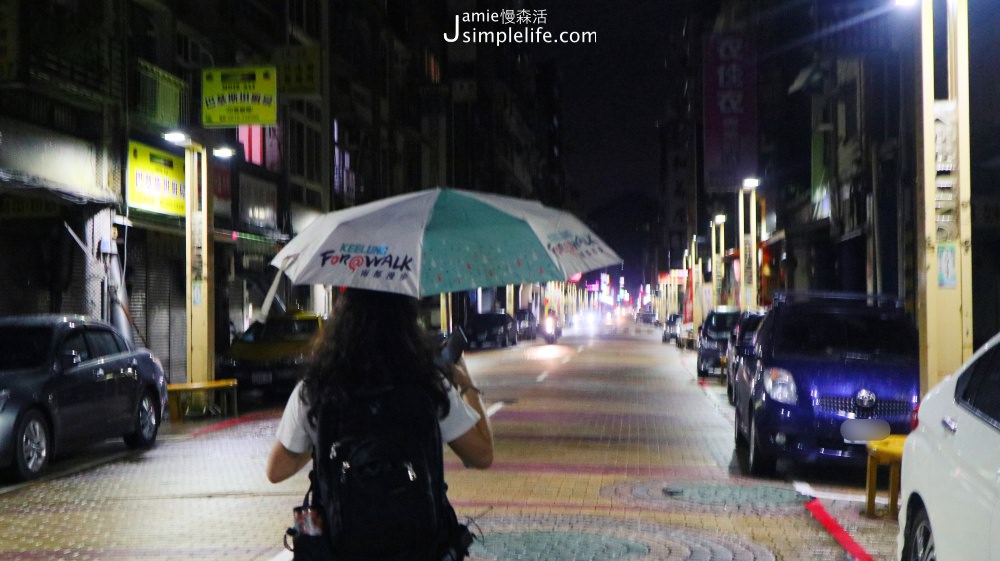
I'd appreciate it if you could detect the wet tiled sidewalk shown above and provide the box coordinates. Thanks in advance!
[0,332,898,560]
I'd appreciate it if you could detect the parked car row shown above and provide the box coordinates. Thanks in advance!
[680,292,923,479]
[677,292,1000,558]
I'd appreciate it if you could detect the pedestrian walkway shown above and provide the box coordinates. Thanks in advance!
[0,333,901,560]
[174,336,897,561]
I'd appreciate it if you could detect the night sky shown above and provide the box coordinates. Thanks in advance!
[522,1,1000,296]
[525,1,717,291]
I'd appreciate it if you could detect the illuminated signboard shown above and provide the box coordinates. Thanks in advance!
[202,66,278,127]
[127,141,185,217]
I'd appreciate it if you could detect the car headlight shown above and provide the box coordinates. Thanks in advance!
[763,368,798,405]
[0,389,9,412]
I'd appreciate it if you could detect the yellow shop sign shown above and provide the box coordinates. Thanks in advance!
[127,141,185,217]
[202,66,278,127]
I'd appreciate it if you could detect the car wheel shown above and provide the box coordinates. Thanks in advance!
[124,390,160,449]
[734,405,748,449]
[12,409,50,481]
[726,376,735,405]
[902,505,934,561]
[747,415,776,476]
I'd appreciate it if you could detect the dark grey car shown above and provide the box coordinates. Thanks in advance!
[696,307,740,378]
[0,315,167,481]
[725,311,764,404]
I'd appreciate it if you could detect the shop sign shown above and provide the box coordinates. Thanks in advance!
[210,162,231,219]
[273,45,321,97]
[127,140,185,217]
[703,32,758,194]
[202,66,277,127]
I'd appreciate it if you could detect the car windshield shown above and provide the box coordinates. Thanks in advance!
[773,309,917,358]
[239,318,319,343]
[738,316,763,344]
[705,312,739,339]
[0,326,53,369]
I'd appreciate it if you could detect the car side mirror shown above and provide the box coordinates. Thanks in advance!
[59,350,82,371]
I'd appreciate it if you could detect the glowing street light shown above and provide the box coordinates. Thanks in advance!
[739,177,760,310]
[711,214,726,308]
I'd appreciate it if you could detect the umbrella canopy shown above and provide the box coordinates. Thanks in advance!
[271,187,622,297]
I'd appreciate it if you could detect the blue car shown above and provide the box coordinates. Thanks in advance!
[732,292,919,476]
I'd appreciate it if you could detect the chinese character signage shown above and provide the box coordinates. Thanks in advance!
[703,32,758,194]
[202,66,277,127]
[273,45,321,97]
[127,141,185,217]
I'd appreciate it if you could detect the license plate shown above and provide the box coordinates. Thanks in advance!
[251,372,273,385]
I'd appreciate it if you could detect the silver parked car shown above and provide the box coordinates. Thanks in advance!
[0,315,167,481]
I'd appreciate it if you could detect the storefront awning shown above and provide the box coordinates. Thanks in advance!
[0,168,118,206]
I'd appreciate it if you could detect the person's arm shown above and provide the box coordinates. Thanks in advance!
[266,442,312,483]
[266,381,314,483]
[447,360,494,469]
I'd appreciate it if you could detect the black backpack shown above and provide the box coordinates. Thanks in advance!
[308,383,471,561]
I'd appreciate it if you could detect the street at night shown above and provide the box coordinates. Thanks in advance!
[0,323,898,561]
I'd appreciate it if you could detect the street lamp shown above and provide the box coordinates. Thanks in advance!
[163,130,228,385]
[711,214,726,308]
[739,177,760,310]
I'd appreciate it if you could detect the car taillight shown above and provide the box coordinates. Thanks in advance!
[911,401,920,430]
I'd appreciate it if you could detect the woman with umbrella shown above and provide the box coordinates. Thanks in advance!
[265,288,493,561]
[265,288,494,481]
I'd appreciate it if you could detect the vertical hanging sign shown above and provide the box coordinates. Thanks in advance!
[703,32,758,194]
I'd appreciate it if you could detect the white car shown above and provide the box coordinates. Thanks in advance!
[897,332,1000,561]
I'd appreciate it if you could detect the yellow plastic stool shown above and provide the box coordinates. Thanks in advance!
[865,434,906,517]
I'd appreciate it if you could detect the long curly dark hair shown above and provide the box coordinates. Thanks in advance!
[300,288,450,428]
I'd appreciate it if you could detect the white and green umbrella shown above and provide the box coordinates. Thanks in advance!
[271,187,622,297]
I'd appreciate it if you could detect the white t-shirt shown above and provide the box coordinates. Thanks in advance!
[275,380,481,455]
